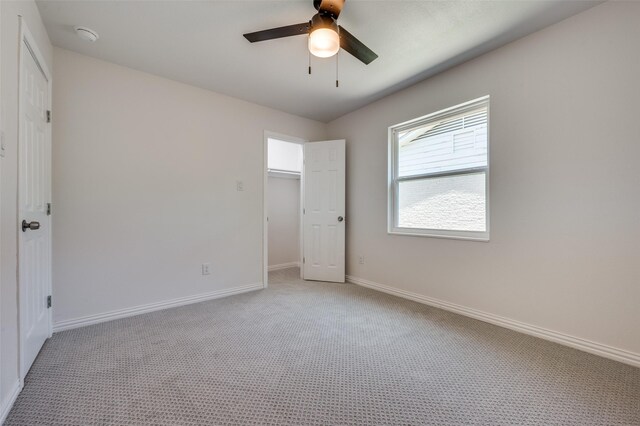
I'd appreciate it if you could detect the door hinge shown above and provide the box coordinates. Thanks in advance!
[47,203,52,216]
[47,295,52,308]
[46,110,51,123]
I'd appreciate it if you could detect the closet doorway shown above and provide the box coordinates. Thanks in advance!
[263,133,346,286]
[263,133,305,285]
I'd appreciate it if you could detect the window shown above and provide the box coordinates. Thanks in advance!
[388,96,489,240]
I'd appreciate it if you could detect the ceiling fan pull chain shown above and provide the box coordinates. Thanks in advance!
[308,42,312,75]
[336,50,339,88]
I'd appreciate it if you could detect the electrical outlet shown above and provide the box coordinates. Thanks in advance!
[236,180,244,191]
[202,263,211,275]
[358,256,365,265]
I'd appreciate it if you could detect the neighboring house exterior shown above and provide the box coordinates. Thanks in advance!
[397,109,488,231]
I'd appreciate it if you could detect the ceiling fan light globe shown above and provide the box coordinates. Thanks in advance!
[309,28,340,58]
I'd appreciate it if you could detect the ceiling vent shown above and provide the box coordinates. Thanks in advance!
[74,26,99,42]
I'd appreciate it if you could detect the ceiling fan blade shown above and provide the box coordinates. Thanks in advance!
[314,0,346,19]
[244,22,310,43]
[338,26,378,65]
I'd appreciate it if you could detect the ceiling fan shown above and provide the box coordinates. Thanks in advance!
[243,0,378,65]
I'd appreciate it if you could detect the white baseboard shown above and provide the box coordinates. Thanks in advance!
[346,275,640,368]
[268,262,300,272]
[53,282,263,333]
[0,380,22,425]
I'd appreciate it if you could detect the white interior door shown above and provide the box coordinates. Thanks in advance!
[303,140,345,282]
[19,34,51,377]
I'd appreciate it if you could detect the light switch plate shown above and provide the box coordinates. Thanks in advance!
[202,263,211,275]
[0,130,5,158]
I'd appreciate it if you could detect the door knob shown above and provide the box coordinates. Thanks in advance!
[338,216,344,222]
[22,220,40,232]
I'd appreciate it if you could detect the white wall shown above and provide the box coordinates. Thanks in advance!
[267,139,302,173]
[52,48,326,326]
[327,1,640,358]
[267,176,300,267]
[0,0,52,418]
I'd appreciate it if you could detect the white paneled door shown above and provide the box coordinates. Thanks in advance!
[303,140,345,282]
[19,32,52,378]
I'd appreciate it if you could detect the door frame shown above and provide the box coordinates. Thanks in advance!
[17,18,53,382]
[262,131,306,288]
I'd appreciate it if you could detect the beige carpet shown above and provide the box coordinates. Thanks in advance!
[6,268,640,425]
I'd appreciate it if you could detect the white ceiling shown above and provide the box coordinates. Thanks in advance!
[37,0,600,122]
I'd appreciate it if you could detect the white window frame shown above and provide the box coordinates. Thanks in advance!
[388,96,490,241]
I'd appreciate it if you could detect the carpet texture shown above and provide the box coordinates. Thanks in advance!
[6,268,640,425]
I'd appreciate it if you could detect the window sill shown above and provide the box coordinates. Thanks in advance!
[388,228,490,242]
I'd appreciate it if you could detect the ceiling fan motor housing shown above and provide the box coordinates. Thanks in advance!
[313,0,345,19]
[310,13,338,34]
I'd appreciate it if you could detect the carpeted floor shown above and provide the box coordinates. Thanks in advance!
[6,268,640,425]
